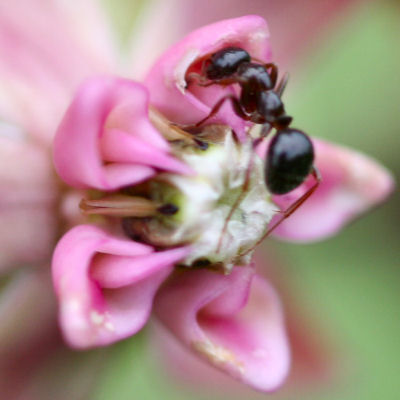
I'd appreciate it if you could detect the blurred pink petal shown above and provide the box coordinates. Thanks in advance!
[0,132,57,270]
[144,15,271,139]
[155,266,290,392]
[272,139,395,241]
[52,224,188,348]
[132,0,363,75]
[53,77,191,191]
[0,129,55,203]
[0,0,118,271]
[0,0,116,144]
[0,206,57,272]
[0,269,55,357]
[0,326,107,400]
[0,270,108,400]
[175,0,363,68]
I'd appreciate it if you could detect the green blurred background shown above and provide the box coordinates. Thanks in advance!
[92,1,399,399]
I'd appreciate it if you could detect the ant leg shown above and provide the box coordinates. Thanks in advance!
[250,60,279,87]
[195,95,251,127]
[216,146,254,253]
[273,166,321,219]
[276,72,289,97]
[264,63,278,87]
[199,77,239,88]
[240,166,322,257]
[260,122,272,138]
[217,127,275,253]
[186,73,239,88]
[251,123,272,149]
[185,72,211,87]
[186,58,214,86]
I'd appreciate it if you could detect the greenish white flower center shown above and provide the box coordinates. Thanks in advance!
[82,118,277,273]
[168,128,276,271]
[126,123,276,273]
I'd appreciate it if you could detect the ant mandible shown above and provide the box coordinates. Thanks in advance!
[186,46,321,248]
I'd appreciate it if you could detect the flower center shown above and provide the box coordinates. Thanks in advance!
[168,128,276,272]
[81,112,277,273]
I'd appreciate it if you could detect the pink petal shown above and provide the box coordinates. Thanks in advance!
[0,206,57,273]
[52,225,189,348]
[53,77,190,190]
[272,139,395,241]
[0,319,106,400]
[0,0,116,144]
[154,0,361,69]
[91,250,190,289]
[152,254,337,394]
[131,0,361,80]
[144,16,271,140]
[0,133,55,204]
[0,133,57,270]
[101,128,193,175]
[154,266,290,391]
[0,269,55,356]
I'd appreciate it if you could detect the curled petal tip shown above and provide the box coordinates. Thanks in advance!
[145,16,271,137]
[53,77,188,191]
[52,225,187,349]
[155,266,290,391]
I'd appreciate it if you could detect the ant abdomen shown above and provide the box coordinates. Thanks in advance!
[265,128,314,195]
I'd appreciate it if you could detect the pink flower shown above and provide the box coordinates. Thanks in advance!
[51,15,393,392]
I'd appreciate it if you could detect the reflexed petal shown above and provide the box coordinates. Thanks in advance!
[101,128,194,175]
[53,77,190,190]
[151,257,336,395]
[154,266,290,391]
[145,16,271,140]
[52,225,188,348]
[0,0,116,144]
[272,139,395,241]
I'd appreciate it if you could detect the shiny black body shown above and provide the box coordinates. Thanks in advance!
[199,47,291,129]
[197,46,315,195]
[265,129,314,194]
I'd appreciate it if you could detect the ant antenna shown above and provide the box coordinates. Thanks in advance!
[275,72,289,97]
[239,166,322,258]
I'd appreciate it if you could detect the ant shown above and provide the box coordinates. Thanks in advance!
[186,47,321,252]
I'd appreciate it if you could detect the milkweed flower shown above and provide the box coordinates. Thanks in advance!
[51,15,394,392]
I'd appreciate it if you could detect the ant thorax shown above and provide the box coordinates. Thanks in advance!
[123,123,277,273]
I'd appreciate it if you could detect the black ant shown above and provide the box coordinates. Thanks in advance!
[186,46,321,250]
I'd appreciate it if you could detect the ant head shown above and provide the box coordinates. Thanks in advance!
[205,47,250,80]
[265,128,314,195]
